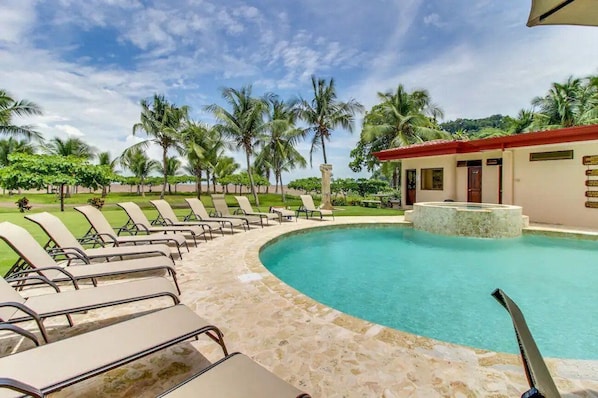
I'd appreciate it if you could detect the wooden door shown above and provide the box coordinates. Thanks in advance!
[406,169,416,205]
[467,166,482,203]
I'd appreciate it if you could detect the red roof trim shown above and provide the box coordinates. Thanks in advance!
[373,125,598,161]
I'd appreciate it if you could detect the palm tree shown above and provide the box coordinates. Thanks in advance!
[44,137,96,159]
[361,84,447,149]
[206,85,267,205]
[97,151,117,197]
[212,156,239,193]
[0,89,43,140]
[119,147,159,196]
[131,94,189,199]
[529,76,598,129]
[257,96,307,200]
[0,137,35,166]
[182,122,225,197]
[506,109,535,134]
[160,156,181,194]
[44,137,96,196]
[295,75,364,165]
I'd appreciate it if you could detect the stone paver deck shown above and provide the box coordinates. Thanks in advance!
[2,216,597,397]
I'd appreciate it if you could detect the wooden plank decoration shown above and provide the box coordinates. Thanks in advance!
[585,201,598,208]
[586,180,598,187]
[583,155,598,165]
[586,191,598,197]
[586,169,598,176]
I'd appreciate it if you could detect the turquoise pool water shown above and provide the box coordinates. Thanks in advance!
[260,227,598,359]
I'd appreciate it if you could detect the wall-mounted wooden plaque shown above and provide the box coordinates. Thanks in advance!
[586,180,598,187]
[583,155,598,165]
[586,191,598,197]
[585,201,598,208]
[586,169,598,176]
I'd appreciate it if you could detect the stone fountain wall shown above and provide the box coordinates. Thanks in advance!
[408,202,525,238]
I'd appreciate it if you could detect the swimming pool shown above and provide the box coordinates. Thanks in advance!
[260,226,598,360]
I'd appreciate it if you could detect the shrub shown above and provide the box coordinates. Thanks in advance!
[87,197,105,209]
[16,197,32,212]
[331,196,346,206]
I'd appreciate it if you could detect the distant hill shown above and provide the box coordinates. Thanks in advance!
[440,114,509,133]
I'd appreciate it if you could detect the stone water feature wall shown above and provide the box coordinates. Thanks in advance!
[405,202,526,238]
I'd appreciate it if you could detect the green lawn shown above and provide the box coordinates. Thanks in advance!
[0,192,403,275]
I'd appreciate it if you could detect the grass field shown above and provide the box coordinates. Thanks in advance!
[0,192,403,275]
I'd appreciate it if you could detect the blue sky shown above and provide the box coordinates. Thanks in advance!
[1,0,598,181]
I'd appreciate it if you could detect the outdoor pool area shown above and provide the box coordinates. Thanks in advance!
[260,226,598,360]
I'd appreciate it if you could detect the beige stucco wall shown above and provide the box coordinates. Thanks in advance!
[511,140,598,227]
[401,156,457,203]
[454,151,502,203]
[398,139,598,228]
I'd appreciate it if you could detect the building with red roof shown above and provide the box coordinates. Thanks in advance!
[373,125,598,227]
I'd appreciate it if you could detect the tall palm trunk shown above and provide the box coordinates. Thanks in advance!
[246,151,259,206]
[161,146,167,199]
[320,129,328,164]
[205,170,211,194]
[195,174,201,199]
[280,173,286,202]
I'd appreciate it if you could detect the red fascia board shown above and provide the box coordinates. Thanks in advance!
[374,141,469,161]
[471,125,598,151]
[373,125,598,161]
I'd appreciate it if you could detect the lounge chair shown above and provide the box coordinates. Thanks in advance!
[150,199,224,239]
[116,202,206,247]
[0,275,179,343]
[211,195,263,228]
[74,205,188,258]
[234,196,280,225]
[492,289,561,398]
[25,212,174,263]
[184,198,247,233]
[0,304,228,397]
[158,352,311,398]
[297,195,335,220]
[0,221,181,294]
[268,207,297,222]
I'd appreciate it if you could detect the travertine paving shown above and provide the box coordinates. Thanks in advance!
[3,216,597,397]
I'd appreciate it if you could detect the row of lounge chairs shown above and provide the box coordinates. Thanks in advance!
[0,200,312,396]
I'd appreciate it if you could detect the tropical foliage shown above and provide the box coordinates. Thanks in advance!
[206,85,267,205]
[0,89,42,140]
[0,153,111,211]
[295,75,364,165]
[130,94,188,199]
[2,72,596,204]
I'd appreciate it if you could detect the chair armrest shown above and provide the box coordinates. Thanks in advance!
[6,274,62,292]
[183,210,196,221]
[0,301,50,342]
[47,247,90,264]
[0,324,40,346]
[90,232,122,247]
[7,267,79,290]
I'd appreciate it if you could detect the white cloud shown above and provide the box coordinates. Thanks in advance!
[0,0,36,43]
[54,124,84,137]
[423,13,443,28]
